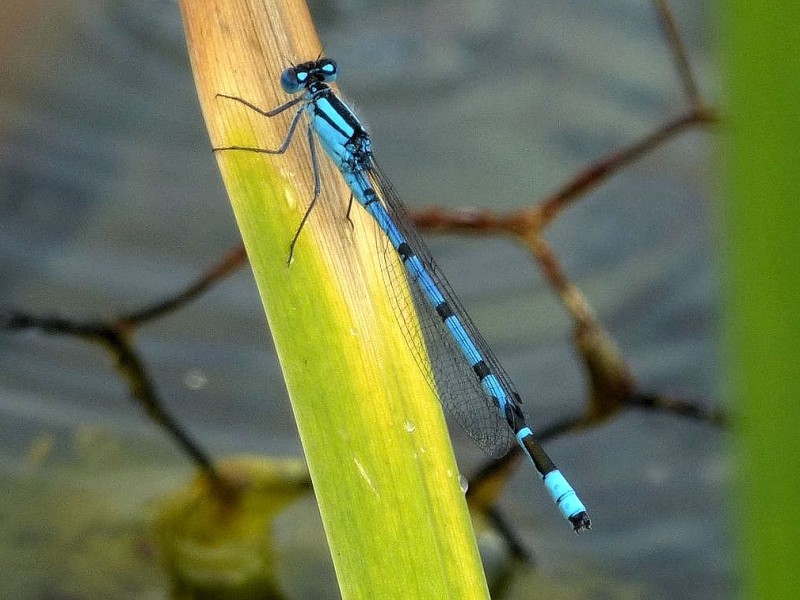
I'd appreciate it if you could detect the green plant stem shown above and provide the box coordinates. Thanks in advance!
[724,3,800,598]
[178,0,489,597]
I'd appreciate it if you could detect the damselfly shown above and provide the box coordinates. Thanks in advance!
[215,58,590,532]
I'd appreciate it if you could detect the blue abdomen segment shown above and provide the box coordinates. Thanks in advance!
[543,470,587,521]
[517,426,590,531]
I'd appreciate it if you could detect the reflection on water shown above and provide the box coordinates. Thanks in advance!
[0,0,727,598]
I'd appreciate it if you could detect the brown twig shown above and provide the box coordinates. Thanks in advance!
[0,310,225,489]
[533,105,716,229]
[652,0,704,109]
[121,244,247,326]
[630,392,727,425]
[413,105,716,237]
[0,243,253,494]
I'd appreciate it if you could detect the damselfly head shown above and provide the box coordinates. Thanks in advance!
[280,58,339,94]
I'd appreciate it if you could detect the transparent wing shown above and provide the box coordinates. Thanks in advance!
[366,161,520,458]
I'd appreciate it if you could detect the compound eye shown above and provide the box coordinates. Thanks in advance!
[316,58,338,82]
[280,67,304,93]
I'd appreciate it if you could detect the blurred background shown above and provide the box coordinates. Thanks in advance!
[0,0,727,597]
